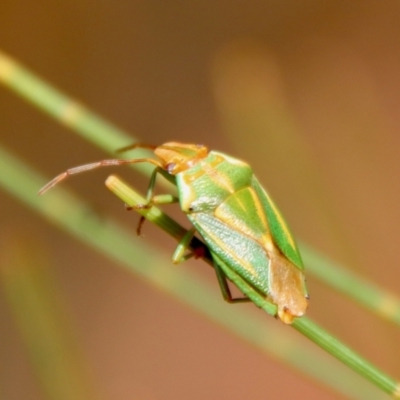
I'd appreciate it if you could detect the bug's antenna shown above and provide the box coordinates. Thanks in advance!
[38,158,162,195]
[116,143,157,154]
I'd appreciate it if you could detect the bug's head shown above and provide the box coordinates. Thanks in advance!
[155,142,209,175]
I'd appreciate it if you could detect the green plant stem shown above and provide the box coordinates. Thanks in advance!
[0,144,393,400]
[105,175,400,399]
[1,49,399,327]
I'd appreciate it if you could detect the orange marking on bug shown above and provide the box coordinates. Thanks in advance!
[268,251,308,323]
[203,161,236,194]
[183,167,206,184]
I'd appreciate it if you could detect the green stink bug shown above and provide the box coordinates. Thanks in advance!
[39,142,308,323]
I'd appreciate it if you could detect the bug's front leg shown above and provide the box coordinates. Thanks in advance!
[135,167,178,209]
[132,167,179,235]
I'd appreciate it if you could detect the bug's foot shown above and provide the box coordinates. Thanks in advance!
[125,203,152,211]
[133,203,152,210]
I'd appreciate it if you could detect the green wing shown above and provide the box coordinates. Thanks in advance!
[188,211,271,296]
[251,176,304,270]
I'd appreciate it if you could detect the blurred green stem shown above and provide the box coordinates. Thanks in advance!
[0,236,99,400]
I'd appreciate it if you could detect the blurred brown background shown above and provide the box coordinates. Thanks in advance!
[1,1,400,399]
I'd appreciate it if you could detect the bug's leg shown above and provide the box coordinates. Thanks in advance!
[172,227,201,263]
[136,216,146,236]
[172,229,248,303]
[134,167,162,209]
[144,167,179,207]
[213,260,250,303]
[133,167,179,235]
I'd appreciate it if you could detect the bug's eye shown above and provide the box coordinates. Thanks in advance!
[166,162,177,174]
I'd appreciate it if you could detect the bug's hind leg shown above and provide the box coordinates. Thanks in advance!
[173,228,249,302]
[212,256,250,303]
[172,227,205,263]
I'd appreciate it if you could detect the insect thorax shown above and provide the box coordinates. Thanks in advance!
[175,151,253,214]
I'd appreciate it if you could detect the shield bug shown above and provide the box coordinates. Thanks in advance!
[39,142,308,323]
